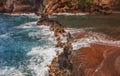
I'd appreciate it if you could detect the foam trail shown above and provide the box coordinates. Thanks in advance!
[0,67,23,76]
[16,22,37,29]
[70,29,120,50]
[26,25,60,76]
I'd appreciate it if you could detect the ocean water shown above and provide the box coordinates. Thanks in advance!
[0,14,60,76]
[0,14,120,76]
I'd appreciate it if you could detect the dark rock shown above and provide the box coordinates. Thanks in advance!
[90,4,112,15]
[37,18,62,26]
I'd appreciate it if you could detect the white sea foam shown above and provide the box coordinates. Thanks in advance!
[0,67,23,76]
[0,21,61,76]
[66,28,120,50]
[11,13,37,18]
[27,25,61,76]
[72,33,120,50]
[16,22,37,29]
[27,46,57,76]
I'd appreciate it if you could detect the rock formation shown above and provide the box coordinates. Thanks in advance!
[0,0,119,14]
[37,15,120,76]
[37,18,75,76]
[0,0,47,13]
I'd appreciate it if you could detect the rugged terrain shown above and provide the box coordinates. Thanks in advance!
[0,0,119,14]
[37,18,120,76]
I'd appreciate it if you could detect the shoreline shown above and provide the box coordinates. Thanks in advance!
[36,18,120,76]
[1,11,120,16]
[50,27,120,76]
[1,10,120,16]
[0,13,120,76]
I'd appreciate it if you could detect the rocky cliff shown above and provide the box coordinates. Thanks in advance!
[0,0,119,14]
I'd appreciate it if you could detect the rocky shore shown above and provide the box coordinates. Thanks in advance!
[37,18,120,76]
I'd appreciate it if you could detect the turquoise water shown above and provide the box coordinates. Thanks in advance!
[0,14,57,76]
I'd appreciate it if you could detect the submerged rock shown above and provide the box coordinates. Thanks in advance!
[37,18,62,26]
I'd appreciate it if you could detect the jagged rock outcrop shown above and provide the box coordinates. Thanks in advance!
[45,0,114,15]
[0,0,119,14]
[49,32,74,76]
[89,0,113,15]
[37,18,120,76]
[37,18,74,76]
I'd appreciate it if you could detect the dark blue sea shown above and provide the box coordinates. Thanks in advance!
[0,14,58,76]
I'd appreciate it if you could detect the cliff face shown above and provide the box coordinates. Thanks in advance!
[0,0,119,14]
[0,0,45,13]
[0,0,6,13]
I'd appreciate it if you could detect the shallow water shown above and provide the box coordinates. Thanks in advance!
[53,14,120,40]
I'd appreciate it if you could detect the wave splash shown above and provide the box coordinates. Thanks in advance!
[0,18,60,76]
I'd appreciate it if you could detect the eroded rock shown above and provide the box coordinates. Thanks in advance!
[72,43,120,76]
[36,14,120,76]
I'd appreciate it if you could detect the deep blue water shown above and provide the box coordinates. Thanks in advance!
[0,14,37,66]
[0,14,56,76]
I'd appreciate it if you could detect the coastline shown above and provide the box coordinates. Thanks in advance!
[36,18,120,76]
[49,26,120,76]
[0,13,120,76]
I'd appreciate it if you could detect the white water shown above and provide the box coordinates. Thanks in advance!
[68,29,120,50]
[0,14,120,76]
[0,20,62,76]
